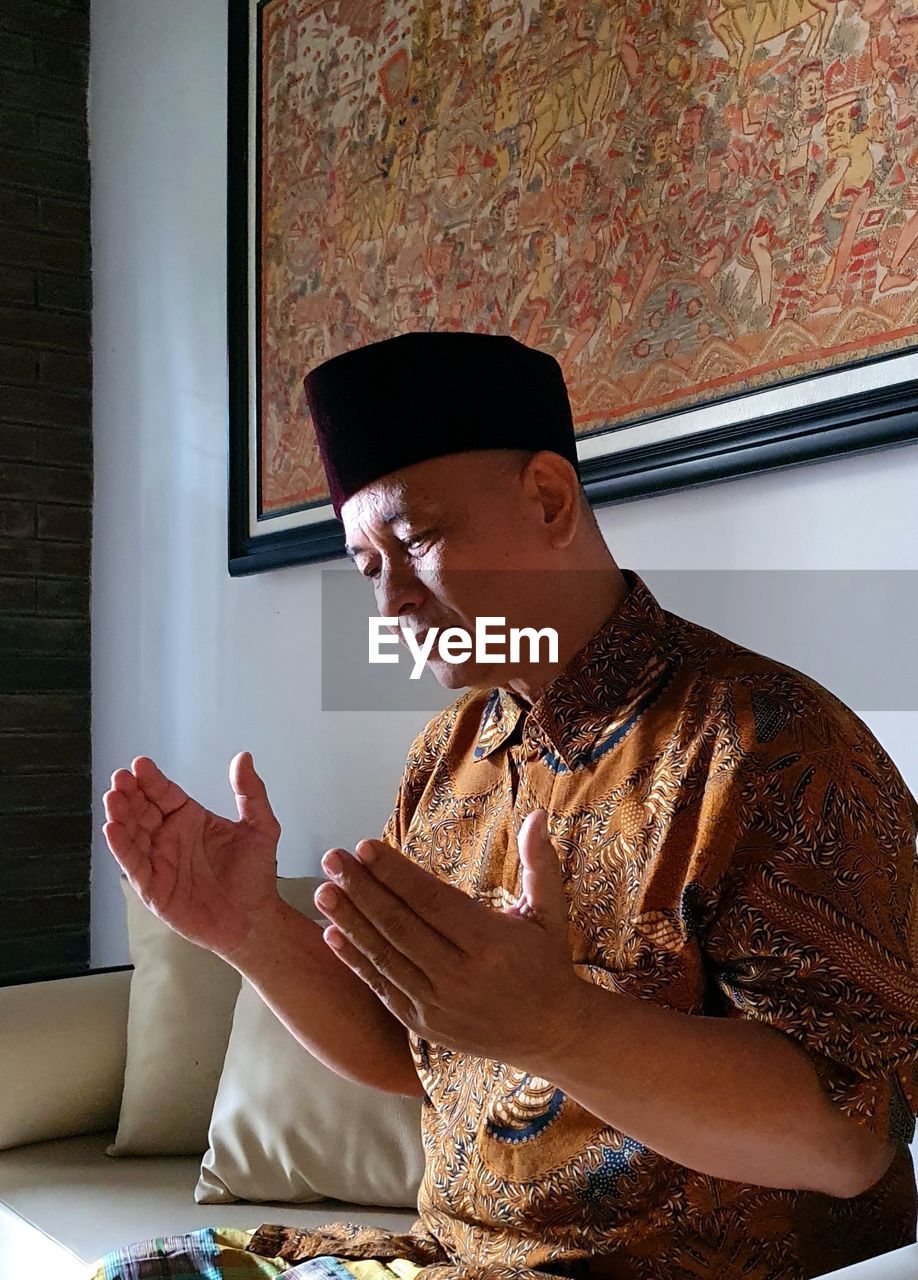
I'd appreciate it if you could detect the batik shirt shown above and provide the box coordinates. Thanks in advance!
[249,568,918,1280]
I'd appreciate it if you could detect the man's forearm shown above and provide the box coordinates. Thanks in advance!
[526,978,896,1198]
[224,897,424,1098]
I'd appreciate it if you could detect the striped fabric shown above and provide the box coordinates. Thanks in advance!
[87,1227,425,1280]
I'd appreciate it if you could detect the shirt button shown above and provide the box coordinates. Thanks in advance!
[524,724,543,750]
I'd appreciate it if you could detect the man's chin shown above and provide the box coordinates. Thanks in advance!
[426,658,503,691]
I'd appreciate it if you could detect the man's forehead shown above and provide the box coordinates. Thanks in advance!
[340,450,502,540]
[341,479,440,552]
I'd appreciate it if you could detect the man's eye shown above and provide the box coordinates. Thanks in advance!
[360,564,381,580]
[406,531,433,551]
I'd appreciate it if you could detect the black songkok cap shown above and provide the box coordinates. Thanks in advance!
[302,331,579,519]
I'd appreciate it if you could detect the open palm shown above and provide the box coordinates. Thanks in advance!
[101,751,282,961]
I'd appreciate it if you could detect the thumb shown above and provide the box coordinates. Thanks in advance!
[230,751,278,833]
[513,808,568,929]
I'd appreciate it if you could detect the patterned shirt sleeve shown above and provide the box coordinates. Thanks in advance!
[699,692,918,1148]
[377,697,469,851]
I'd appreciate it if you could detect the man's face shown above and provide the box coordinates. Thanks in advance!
[536,235,556,268]
[428,240,454,275]
[568,169,588,205]
[393,291,416,324]
[826,105,854,153]
[309,332,328,362]
[652,128,672,165]
[797,69,823,112]
[889,21,918,72]
[341,450,574,690]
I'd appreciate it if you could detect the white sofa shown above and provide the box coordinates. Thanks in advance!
[1,967,915,1280]
[0,966,418,1277]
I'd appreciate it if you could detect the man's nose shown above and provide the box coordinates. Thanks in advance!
[375,563,427,621]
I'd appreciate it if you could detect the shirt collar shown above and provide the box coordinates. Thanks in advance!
[473,569,674,770]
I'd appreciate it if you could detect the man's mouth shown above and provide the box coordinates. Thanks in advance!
[396,624,431,646]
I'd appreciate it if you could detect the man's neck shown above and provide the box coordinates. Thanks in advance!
[505,565,631,707]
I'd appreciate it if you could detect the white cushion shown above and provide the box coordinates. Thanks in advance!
[196,968,425,1207]
[0,969,130,1151]
[0,1131,419,1271]
[109,874,322,1156]
[107,874,243,1155]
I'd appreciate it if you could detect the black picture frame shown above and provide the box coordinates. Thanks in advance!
[226,0,918,578]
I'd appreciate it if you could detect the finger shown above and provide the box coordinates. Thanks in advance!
[313,878,439,1002]
[320,923,418,1028]
[106,769,143,827]
[104,788,140,837]
[517,808,569,926]
[135,794,165,833]
[229,751,279,833]
[105,782,162,839]
[132,757,189,816]
[322,845,463,968]
[110,768,139,796]
[504,894,537,920]
[102,818,152,886]
[350,838,483,949]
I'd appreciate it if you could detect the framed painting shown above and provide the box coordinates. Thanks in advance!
[227,0,918,576]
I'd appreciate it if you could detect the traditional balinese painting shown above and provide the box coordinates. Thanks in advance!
[254,0,918,517]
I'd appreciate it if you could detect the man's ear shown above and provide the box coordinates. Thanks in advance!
[521,451,581,549]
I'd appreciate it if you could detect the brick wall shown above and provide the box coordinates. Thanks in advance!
[0,0,91,981]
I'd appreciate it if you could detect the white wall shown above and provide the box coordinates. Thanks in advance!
[89,0,918,965]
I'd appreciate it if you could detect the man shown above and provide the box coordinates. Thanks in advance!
[97,333,918,1280]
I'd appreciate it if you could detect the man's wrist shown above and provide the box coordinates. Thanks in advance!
[221,894,305,976]
[521,972,599,1083]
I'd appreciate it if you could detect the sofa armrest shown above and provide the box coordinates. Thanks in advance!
[0,967,132,1151]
